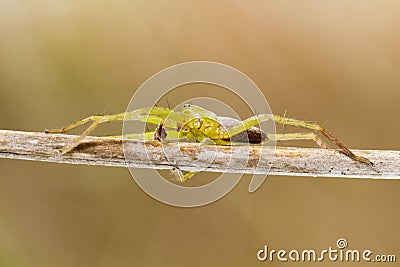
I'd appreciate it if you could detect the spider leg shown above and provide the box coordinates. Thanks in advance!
[267,133,328,149]
[45,114,123,134]
[46,108,168,154]
[58,115,113,154]
[107,130,180,140]
[46,107,172,134]
[172,167,197,182]
[227,114,372,165]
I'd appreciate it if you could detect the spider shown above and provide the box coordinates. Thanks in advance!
[45,104,372,180]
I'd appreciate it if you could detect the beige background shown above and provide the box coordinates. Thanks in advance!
[1,1,399,266]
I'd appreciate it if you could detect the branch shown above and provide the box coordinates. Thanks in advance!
[0,130,399,179]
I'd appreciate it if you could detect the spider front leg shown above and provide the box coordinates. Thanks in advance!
[45,108,165,154]
[47,113,125,154]
[227,114,372,165]
[44,114,123,134]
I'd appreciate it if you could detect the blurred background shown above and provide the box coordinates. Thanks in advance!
[1,1,399,266]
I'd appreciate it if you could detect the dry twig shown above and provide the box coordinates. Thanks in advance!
[0,130,399,179]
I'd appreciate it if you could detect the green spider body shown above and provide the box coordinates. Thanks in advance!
[135,104,266,145]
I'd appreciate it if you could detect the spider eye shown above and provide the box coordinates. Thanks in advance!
[183,104,191,108]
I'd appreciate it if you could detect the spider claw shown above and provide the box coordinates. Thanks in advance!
[358,156,373,166]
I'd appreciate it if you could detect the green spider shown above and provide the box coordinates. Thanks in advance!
[45,104,372,181]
